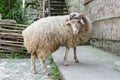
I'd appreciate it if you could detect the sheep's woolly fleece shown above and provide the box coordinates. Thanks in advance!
[22,15,92,60]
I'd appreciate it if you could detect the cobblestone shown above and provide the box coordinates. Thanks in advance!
[0,59,50,80]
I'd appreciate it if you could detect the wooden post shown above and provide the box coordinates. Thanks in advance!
[0,14,1,20]
[43,0,45,18]
[22,0,25,19]
[0,14,1,47]
[48,0,50,16]
[0,14,2,28]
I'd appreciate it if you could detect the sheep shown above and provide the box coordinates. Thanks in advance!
[22,12,92,74]
[63,13,92,66]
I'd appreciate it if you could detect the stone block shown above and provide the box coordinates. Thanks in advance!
[91,18,120,40]
[86,0,120,21]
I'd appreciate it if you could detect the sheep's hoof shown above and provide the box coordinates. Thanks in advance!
[32,70,38,74]
[64,64,69,66]
[75,60,79,63]
[46,73,51,76]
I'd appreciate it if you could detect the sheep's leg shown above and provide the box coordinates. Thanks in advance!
[38,56,48,74]
[64,47,69,66]
[31,53,37,74]
[73,47,79,63]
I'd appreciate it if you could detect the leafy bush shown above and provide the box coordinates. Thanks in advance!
[0,0,27,24]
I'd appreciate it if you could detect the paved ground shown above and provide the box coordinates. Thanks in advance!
[0,59,49,80]
[0,46,120,80]
[53,46,120,80]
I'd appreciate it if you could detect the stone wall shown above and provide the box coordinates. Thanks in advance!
[66,0,120,40]
[66,0,86,13]
[25,0,43,23]
[66,0,120,55]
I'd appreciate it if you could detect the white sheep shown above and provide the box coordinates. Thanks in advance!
[63,12,92,66]
[22,12,92,74]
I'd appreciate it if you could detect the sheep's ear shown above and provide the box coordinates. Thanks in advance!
[80,18,85,25]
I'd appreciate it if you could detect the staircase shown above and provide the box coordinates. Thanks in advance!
[48,0,68,16]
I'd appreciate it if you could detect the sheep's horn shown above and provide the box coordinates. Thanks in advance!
[73,16,81,19]
[70,14,76,20]
[79,13,85,17]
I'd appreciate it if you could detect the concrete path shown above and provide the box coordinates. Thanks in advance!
[0,59,49,80]
[53,46,120,80]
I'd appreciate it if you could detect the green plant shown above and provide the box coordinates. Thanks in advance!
[11,52,24,59]
[21,46,27,52]
[46,56,62,80]
[6,0,23,23]
[0,0,27,24]
[0,0,16,18]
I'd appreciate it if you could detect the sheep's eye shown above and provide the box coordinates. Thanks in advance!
[77,21,80,23]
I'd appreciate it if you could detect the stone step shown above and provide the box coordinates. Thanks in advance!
[50,2,66,4]
[48,0,68,16]
[50,0,65,1]
[50,9,68,11]
[50,5,67,7]
[50,13,68,16]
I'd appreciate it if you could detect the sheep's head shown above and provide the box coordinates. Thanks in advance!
[66,12,85,35]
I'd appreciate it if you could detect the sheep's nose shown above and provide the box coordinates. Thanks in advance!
[73,30,78,35]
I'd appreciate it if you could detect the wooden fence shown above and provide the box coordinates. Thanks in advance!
[0,20,29,58]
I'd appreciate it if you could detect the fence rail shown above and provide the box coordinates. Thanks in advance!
[0,20,28,58]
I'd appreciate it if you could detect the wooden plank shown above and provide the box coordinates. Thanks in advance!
[0,36,23,40]
[0,42,23,47]
[0,40,23,44]
[0,46,22,52]
[0,49,27,54]
[0,28,22,33]
[1,25,25,30]
[0,46,27,53]
[0,36,23,42]
[0,36,22,40]
[0,32,22,37]
[0,19,16,24]
[0,22,28,27]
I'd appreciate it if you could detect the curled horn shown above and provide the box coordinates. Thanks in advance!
[70,13,83,20]
[79,13,86,25]
[79,13,85,16]
[69,13,85,20]
[70,14,76,20]
[74,13,85,19]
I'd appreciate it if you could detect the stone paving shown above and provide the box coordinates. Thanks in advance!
[0,59,49,80]
[53,46,120,80]
[1,46,120,80]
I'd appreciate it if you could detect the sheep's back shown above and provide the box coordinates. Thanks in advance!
[22,15,74,53]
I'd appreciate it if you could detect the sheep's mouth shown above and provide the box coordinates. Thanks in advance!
[73,29,78,35]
